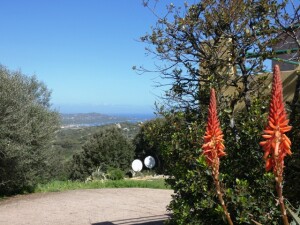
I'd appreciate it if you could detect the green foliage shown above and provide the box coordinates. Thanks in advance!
[139,0,300,224]
[107,168,125,180]
[138,0,298,112]
[145,112,221,225]
[152,103,285,224]
[287,205,300,225]
[50,123,141,181]
[0,65,60,195]
[285,93,300,206]
[35,178,170,193]
[133,118,167,173]
[89,167,107,180]
[53,122,140,160]
[68,127,134,181]
[218,98,281,224]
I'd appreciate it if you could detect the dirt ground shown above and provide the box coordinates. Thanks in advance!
[0,188,173,225]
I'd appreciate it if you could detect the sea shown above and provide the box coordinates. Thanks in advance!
[61,113,158,128]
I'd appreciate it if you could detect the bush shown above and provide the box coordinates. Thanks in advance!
[69,127,134,181]
[107,168,125,180]
[155,105,282,225]
[133,118,166,174]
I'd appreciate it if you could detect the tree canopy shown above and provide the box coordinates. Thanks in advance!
[138,1,300,224]
[138,0,299,115]
[0,65,60,195]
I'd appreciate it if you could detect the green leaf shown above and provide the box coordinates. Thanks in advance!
[287,206,300,225]
[224,108,232,113]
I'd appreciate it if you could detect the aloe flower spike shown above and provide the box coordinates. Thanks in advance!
[260,65,291,225]
[202,88,233,225]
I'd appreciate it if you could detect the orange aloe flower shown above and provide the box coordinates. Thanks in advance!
[260,65,292,178]
[202,88,226,171]
[202,88,234,225]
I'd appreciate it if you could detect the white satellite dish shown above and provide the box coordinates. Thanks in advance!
[144,156,156,169]
[131,159,143,172]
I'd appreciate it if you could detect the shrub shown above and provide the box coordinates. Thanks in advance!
[87,167,107,181]
[156,105,282,225]
[69,127,134,181]
[107,168,125,180]
[133,118,167,174]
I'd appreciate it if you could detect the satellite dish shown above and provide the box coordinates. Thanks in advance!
[144,156,156,169]
[131,159,143,172]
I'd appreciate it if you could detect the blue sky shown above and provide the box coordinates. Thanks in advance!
[0,0,181,114]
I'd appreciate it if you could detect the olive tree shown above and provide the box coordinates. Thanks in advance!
[0,65,60,195]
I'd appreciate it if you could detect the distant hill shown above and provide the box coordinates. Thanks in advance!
[53,122,141,160]
[60,113,154,128]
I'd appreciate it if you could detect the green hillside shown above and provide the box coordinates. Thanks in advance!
[52,122,141,160]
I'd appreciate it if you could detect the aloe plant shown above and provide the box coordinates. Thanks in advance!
[260,65,292,225]
[202,88,234,225]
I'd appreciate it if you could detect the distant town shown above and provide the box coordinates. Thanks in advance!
[60,112,156,128]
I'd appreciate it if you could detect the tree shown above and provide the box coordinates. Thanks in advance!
[69,126,134,181]
[133,118,167,173]
[138,0,299,116]
[0,65,60,195]
[137,1,300,224]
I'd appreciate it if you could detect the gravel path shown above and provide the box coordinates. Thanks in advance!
[0,188,173,225]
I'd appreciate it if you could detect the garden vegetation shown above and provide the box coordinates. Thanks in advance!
[1,1,300,224]
[135,0,300,224]
[0,65,60,195]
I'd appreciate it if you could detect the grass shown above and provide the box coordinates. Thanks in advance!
[35,178,170,193]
